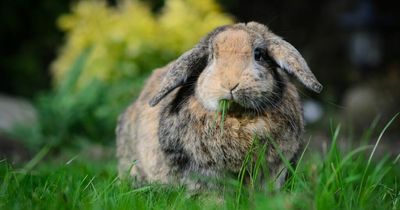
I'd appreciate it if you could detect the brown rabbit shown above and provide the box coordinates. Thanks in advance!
[116,22,322,190]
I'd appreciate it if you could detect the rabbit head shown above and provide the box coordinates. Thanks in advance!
[149,22,322,111]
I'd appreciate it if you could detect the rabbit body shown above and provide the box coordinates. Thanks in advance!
[116,22,322,189]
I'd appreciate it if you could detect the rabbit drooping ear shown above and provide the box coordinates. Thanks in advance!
[148,45,208,107]
[246,22,323,93]
[149,26,229,107]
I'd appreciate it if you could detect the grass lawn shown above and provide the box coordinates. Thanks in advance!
[1,120,399,210]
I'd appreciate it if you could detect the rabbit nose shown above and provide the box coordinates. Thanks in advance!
[230,83,239,92]
[222,82,239,91]
[229,83,239,99]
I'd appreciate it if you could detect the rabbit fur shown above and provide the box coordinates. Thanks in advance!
[116,22,322,190]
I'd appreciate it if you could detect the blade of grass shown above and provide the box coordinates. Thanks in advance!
[360,115,381,144]
[358,113,399,202]
[218,99,231,135]
[20,146,50,174]
[290,136,312,191]
[236,144,253,209]
[267,137,308,190]
[322,145,373,193]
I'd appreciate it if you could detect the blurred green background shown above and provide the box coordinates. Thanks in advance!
[0,0,399,160]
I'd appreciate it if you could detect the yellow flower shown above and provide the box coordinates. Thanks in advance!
[52,0,233,89]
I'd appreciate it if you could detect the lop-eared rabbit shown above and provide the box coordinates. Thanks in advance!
[116,22,322,190]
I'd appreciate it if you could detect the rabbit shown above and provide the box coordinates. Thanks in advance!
[116,22,322,190]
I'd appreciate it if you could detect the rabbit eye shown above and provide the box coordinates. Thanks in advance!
[254,48,264,62]
[254,48,277,67]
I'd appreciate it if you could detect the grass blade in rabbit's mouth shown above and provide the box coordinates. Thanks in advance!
[216,99,232,134]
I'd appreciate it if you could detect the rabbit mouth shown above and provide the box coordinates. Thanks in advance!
[217,100,249,116]
[228,91,282,115]
[217,97,268,116]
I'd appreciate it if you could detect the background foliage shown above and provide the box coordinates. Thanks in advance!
[14,0,232,150]
[52,0,232,86]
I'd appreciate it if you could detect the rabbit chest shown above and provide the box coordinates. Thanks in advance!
[157,93,294,174]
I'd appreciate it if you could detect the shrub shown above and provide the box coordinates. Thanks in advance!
[52,0,233,87]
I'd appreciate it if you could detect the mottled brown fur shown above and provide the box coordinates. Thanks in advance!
[116,22,322,190]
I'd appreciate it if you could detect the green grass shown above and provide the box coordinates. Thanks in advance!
[214,99,232,135]
[1,116,399,209]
